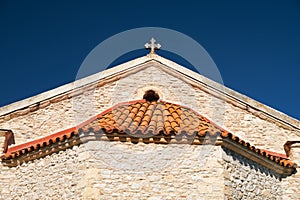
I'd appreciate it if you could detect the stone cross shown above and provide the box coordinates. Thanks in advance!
[144,38,161,54]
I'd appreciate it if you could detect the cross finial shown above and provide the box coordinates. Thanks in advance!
[145,38,161,54]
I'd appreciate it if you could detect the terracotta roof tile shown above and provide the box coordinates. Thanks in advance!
[2,100,295,169]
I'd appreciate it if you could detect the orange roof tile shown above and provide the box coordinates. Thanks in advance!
[2,100,295,169]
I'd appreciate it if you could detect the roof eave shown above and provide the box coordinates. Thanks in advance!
[221,138,296,177]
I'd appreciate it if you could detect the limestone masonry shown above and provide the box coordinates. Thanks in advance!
[0,55,299,199]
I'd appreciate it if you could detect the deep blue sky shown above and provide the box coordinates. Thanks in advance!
[0,1,299,120]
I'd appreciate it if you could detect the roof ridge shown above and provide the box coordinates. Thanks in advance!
[0,54,299,132]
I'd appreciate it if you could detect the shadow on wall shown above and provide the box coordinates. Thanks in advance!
[222,147,283,181]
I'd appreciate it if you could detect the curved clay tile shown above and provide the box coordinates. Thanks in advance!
[1,99,296,170]
[82,100,226,138]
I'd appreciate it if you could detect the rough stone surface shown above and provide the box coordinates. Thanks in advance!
[0,142,224,199]
[0,61,300,199]
[0,145,85,200]
[194,86,300,154]
[223,148,283,200]
[1,64,299,153]
[83,142,224,199]
[282,170,300,199]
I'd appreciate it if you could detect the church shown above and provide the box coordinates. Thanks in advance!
[0,38,299,199]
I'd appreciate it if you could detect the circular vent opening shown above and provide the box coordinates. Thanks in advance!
[143,90,160,102]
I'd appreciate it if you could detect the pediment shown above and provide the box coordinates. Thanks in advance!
[2,99,295,176]
[0,53,299,177]
[0,54,299,131]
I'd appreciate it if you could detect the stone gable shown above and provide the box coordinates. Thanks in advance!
[0,55,300,199]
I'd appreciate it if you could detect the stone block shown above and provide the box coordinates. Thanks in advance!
[83,187,103,199]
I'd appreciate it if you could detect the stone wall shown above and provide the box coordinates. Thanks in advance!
[0,63,197,146]
[0,162,16,199]
[0,81,117,147]
[0,62,299,153]
[282,170,300,199]
[82,142,225,200]
[0,60,300,199]
[0,145,84,200]
[194,86,300,154]
[0,141,225,200]
[222,147,283,200]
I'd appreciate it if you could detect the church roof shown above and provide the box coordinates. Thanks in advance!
[0,54,299,131]
[1,99,296,175]
[0,47,299,177]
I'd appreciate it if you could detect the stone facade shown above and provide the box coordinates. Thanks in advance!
[1,140,292,200]
[223,148,282,200]
[1,142,224,200]
[1,62,299,153]
[2,147,83,200]
[82,142,224,200]
[0,56,300,199]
